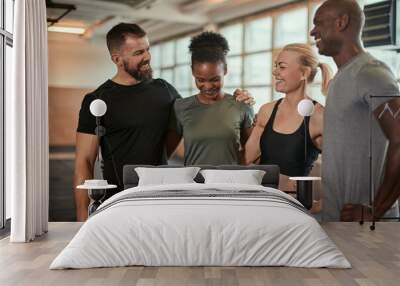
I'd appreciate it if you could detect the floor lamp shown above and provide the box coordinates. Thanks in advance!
[289,99,319,210]
[76,99,116,215]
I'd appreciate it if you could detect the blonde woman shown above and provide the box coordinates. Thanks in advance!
[245,43,332,192]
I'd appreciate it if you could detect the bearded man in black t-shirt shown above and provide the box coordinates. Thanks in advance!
[74,23,253,221]
[74,23,184,221]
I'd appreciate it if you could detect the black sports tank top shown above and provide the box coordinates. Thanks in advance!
[259,98,320,176]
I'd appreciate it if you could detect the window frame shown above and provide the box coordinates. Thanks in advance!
[152,32,200,98]
[152,0,400,108]
[219,2,315,107]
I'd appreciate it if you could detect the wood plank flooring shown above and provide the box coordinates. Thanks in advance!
[0,222,399,286]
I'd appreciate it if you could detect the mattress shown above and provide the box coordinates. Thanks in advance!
[50,183,351,269]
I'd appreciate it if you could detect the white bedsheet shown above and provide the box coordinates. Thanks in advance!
[50,183,351,269]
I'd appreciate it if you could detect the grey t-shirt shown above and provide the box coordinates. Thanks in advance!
[322,52,400,221]
[174,94,254,165]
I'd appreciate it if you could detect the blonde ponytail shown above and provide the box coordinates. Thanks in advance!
[318,62,333,96]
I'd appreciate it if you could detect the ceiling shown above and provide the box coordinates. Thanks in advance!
[47,0,298,42]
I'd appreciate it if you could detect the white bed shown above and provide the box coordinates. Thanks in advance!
[50,182,351,269]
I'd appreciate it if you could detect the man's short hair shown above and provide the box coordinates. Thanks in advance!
[106,23,146,54]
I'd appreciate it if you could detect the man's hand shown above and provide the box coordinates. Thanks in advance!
[233,88,255,105]
[340,204,373,222]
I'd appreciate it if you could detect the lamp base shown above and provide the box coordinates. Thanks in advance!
[88,188,106,215]
[289,177,320,210]
[76,182,117,216]
[296,180,313,210]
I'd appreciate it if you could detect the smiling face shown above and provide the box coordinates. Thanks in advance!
[310,5,343,57]
[192,61,226,99]
[116,35,153,81]
[273,50,306,94]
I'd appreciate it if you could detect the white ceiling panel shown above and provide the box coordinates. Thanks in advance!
[47,0,298,42]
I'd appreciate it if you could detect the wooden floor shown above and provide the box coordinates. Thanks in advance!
[0,222,399,286]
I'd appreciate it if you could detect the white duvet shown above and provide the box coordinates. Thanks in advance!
[50,183,351,269]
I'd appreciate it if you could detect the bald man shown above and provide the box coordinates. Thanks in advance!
[310,0,400,221]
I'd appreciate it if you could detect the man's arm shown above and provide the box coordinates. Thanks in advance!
[373,98,400,218]
[73,132,99,221]
[166,98,183,158]
[340,99,400,221]
[165,130,182,158]
[165,105,182,158]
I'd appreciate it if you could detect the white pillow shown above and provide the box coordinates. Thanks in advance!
[200,169,266,185]
[135,167,201,186]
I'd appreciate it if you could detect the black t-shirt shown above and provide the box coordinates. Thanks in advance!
[77,79,181,189]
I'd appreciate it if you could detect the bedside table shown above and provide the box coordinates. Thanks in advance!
[77,180,117,215]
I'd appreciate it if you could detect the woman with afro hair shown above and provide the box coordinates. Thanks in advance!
[173,31,254,165]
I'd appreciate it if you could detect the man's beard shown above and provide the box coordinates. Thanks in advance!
[123,60,153,81]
